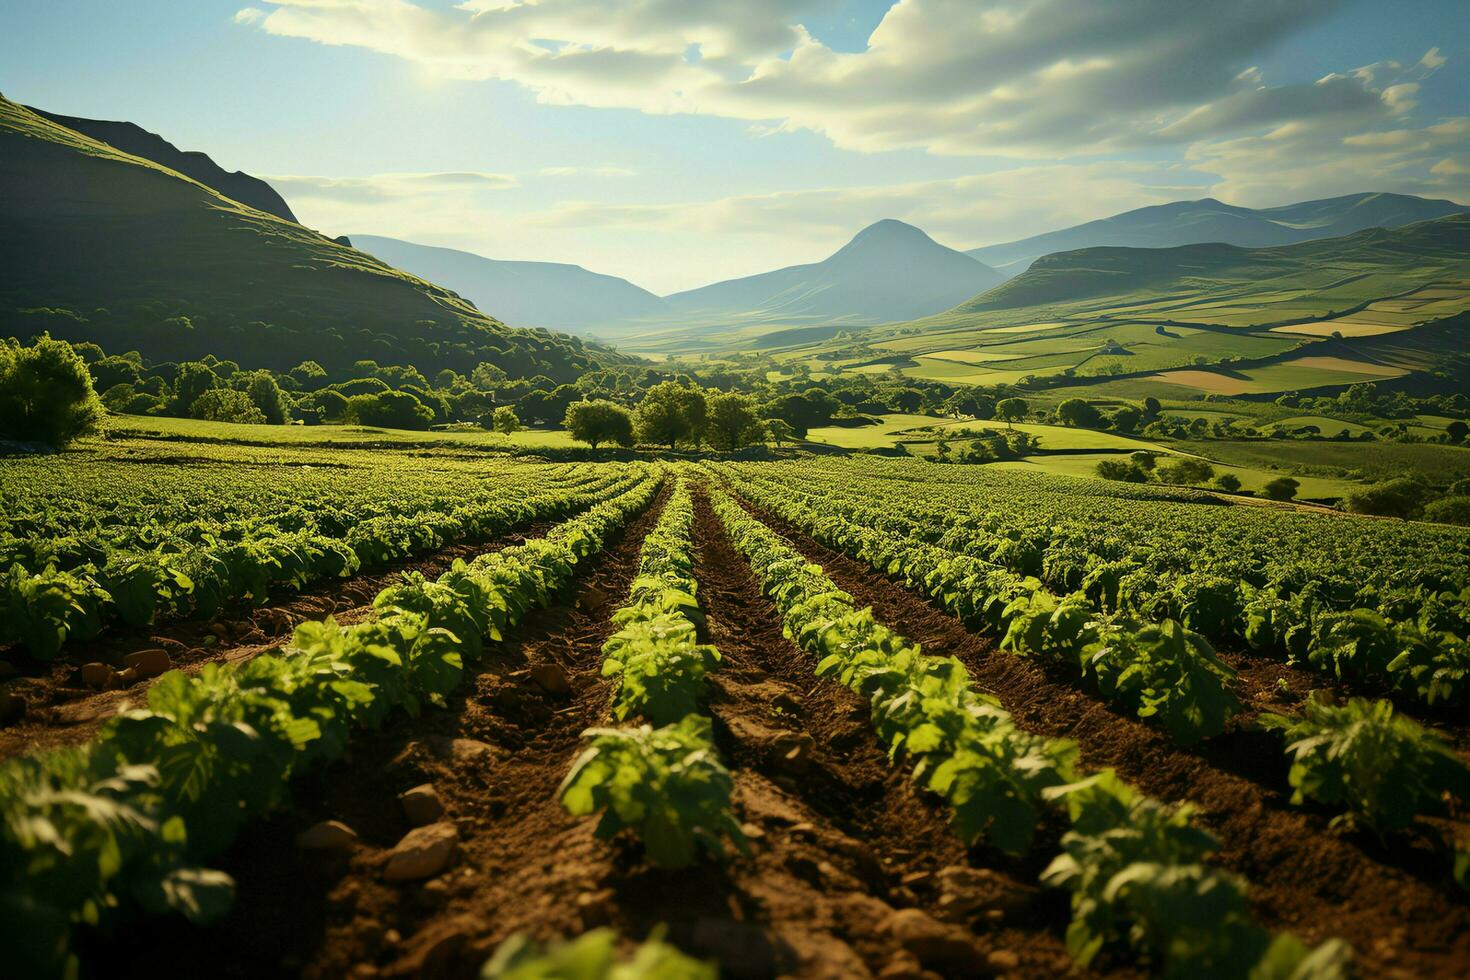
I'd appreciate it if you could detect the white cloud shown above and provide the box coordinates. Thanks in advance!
[238,0,1369,156]
[264,170,519,204]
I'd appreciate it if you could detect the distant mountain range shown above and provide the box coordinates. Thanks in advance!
[0,96,620,380]
[351,235,668,331]
[28,106,300,224]
[661,219,1004,326]
[967,192,1470,277]
[949,212,1470,321]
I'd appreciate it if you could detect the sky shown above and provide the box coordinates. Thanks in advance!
[2,0,1467,294]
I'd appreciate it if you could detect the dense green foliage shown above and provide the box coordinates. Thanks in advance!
[0,334,103,447]
[1260,697,1470,836]
[0,469,659,976]
[709,486,1344,976]
[0,448,626,658]
[717,458,1470,711]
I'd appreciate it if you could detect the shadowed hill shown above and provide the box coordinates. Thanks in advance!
[0,96,626,380]
[28,105,300,224]
[968,193,1469,277]
[352,235,669,331]
[959,213,1470,316]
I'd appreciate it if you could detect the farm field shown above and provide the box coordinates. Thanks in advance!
[987,452,1361,499]
[5,441,1469,979]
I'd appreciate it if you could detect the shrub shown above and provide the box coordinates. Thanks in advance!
[344,390,434,430]
[1263,477,1300,501]
[1096,459,1147,482]
[1056,397,1104,428]
[1213,473,1242,493]
[1423,496,1470,526]
[190,388,268,424]
[1156,457,1214,485]
[1345,478,1427,518]
[0,335,105,447]
[490,405,521,436]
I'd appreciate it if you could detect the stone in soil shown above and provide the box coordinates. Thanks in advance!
[384,822,459,881]
[399,784,445,826]
[122,647,173,678]
[296,820,359,849]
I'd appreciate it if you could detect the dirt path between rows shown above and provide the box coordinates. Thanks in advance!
[737,496,1470,980]
[683,489,1111,979]
[0,523,559,760]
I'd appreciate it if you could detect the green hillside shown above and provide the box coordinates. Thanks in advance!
[955,213,1470,324]
[0,96,623,379]
[757,213,1470,396]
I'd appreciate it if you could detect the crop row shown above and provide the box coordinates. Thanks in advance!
[0,465,627,659]
[714,466,1240,744]
[714,466,1470,858]
[707,488,1349,978]
[560,478,746,869]
[0,469,661,977]
[724,461,1470,709]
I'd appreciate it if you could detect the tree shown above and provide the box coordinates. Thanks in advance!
[995,398,1028,428]
[89,355,142,392]
[0,335,105,447]
[491,405,522,437]
[1110,406,1142,433]
[234,370,291,424]
[636,381,705,449]
[170,362,219,415]
[1096,459,1147,482]
[472,362,508,389]
[765,418,796,446]
[1212,473,1242,493]
[1345,478,1424,518]
[764,389,839,435]
[1156,457,1215,485]
[945,389,996,420]
[312,389,350,422]
[191,388,268,425]
[289,360,327,388]
[1142,396,1162,421]
[565,399,634,449]
[1447,420,1469,444]
[345,390,434,430]
[1130,451,1158,471]
[1263,477,1301,502]
[706,392,763,451]
[1056,398,1103,428]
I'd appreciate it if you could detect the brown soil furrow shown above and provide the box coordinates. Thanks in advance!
[79,486,673,980]
[0,525,559,760]
[738,498,1470,980]
[683,489,1098,979]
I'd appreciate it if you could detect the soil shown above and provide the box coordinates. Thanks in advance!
[739,498,1470,980]
[0,525,555,759]
[74,486,1118,980]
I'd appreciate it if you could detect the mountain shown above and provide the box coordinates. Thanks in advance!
[968,192,1470,277]
[28,106,299,224]
[662,219,1005,325]
[950,212,1470,320]
[0,96,622,380]
[351,235,669,331]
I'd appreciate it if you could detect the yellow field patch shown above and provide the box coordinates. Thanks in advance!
[1271,320,1411,338]
[921,349,1030,364]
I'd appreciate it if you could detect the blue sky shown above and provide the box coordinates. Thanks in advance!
[2,1,1466,293]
